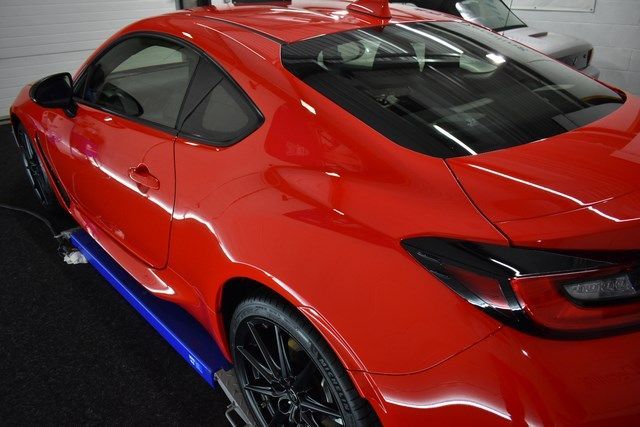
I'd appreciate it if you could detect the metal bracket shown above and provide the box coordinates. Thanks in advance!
[215,368,256,426]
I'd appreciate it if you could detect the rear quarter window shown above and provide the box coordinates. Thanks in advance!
[180,78,261,145]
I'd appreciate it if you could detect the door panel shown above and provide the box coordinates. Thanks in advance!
[69,104,175,268]
[60,35,200,268]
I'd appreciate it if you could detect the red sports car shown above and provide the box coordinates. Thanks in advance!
[9,0,640,425]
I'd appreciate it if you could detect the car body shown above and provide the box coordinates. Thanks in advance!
[394,0,600,77]
[9,0,640,425]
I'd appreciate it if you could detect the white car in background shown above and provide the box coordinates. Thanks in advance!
[396,0,600,78]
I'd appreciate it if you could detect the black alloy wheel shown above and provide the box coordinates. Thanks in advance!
[15,125,58,210]
[231,294,379,427]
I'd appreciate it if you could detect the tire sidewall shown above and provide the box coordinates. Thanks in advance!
[230,297,361,427]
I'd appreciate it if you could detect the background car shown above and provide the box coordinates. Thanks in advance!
[394,0,600,77]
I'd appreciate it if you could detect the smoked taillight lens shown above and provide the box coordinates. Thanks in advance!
[403,238,640,336]
[512,267,640,332]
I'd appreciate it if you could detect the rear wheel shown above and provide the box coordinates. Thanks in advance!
[231,293,378,427]
[15,124,59,210]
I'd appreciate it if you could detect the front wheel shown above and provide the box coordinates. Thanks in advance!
[14,124,59,211]
[230,293,378,427]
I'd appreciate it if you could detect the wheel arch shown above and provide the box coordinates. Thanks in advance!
[214,275,382,406]
[9,111,35,141]
[9,113,24,148]
[10,112,21,130]
[218,277,276,348]
[9,86,42,138]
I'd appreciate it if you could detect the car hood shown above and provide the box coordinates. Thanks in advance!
[447,95,640,251]
[502,26,592,59]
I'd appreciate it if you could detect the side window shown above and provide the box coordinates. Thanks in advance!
[82,36,199,128]
[179,60,261,146]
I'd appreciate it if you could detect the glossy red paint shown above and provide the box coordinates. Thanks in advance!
[367,327,640,426]
[347,0,392,19]
[9,1,640,424]
[185,1,455,43]
[447,95,640,250]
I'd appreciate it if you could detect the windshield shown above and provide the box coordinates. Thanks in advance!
[454,0,526,31]
[398,1,526,31]
[282,22,623,158]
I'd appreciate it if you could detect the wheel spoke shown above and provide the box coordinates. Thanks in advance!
[22,133,36,160]
[237,345,276,383]
[247,321,281,379]
[244,384,281,398]
[292,360,315,392]
[261,397,277,417]
[237,318,345,427]
[300,396,341,419]
[268,411,288,427]
[300,409,321,427]
[274,324,292,379]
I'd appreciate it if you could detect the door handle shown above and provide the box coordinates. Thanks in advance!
[128,164,160,191]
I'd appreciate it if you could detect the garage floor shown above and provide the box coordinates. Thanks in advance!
[0,124,227,424]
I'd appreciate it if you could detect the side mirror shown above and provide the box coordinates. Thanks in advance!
[30,72,77,117]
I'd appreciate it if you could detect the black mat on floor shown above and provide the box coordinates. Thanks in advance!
[0,123,228,425]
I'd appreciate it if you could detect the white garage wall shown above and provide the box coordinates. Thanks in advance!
[512,0,597,13]
[513,0,640,94]
[0,0,176,119]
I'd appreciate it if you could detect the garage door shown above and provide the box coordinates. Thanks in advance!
[0,0,176,119]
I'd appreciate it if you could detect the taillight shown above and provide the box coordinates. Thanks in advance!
[403,238,640,336]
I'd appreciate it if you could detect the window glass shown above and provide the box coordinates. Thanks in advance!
[73,72,87,98]
[282,22,623,158]
[395,1,526,31]
[82,37,199,127]
[454,0,526,31]
[180,78,261,145]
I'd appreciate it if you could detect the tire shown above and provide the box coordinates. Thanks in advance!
[230,293,379,427]
[14,124,60,211]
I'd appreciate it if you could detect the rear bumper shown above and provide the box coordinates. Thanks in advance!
[581,64,600,79]
[369,327,640,426]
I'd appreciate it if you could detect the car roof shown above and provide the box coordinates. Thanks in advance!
[179,0,458,43]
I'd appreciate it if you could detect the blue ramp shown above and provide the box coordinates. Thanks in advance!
[70,229,230,388]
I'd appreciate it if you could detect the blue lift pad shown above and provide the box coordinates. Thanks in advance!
[70,230,230,388]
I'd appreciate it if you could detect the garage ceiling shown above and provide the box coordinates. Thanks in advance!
[0,0,175,119]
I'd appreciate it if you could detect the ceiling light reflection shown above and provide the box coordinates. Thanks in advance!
[433,124,477,155]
